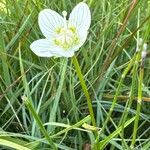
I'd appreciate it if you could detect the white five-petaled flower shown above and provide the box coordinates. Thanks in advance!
[30,2,91,57]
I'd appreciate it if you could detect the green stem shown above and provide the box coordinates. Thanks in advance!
[51,115,91,138]
[110,60,138,150]
[48,58,68,131]
[89,0,93,6]
[27,115,91,145]
[99,117,135,149]
[131,63,144,148]
[72,56,96,128]
[22,96,57,150]
[118,58,138,149]
[98,54,137,137]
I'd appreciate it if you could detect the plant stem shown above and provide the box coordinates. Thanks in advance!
[22,96,57,150]
[72,56,97,129]
[110,56,139,150]
[48,58,68,131]
[51,115,91,138]
[131,62,144,148]
[120,59,138,148]
[98,54,136,136]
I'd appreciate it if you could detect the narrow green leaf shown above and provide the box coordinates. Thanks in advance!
[0,138,32,150]
[98,117,135,149]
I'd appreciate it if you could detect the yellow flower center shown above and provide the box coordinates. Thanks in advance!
[53,11,79,50]
[54,27,79,49]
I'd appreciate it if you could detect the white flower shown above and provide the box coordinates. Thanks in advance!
[30,2,91,57]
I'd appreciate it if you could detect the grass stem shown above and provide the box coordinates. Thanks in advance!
[22,96,57,150]
[72,56,97,132]
[131,61,144,148]
[98,54,137,137]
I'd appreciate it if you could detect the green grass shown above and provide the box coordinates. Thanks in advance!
[0,0,150,149]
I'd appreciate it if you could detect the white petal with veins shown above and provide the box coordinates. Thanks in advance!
[69,2,91,32]
[38,9,64,39]
[30,39,75,57]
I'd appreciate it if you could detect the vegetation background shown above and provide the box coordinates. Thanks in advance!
[0,0,150,149]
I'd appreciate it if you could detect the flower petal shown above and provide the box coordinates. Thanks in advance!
[38,9,64,39]
[30,39,75,57]
[30,39,53,57]
[68,2,91,31]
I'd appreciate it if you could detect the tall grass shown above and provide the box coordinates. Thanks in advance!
[0,0,150,149]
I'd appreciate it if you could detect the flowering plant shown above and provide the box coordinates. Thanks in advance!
[30,2,91,57]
